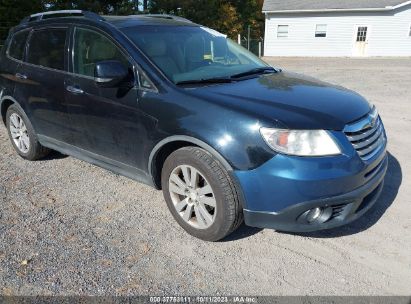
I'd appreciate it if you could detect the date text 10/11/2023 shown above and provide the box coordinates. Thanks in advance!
[149,296,258,303]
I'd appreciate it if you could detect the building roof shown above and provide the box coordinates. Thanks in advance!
[262,0,411,13]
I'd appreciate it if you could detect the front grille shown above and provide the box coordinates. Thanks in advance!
[344,108,386,160]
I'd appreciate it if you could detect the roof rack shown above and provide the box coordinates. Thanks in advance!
[144,14,192,23]
[20,10,105,24]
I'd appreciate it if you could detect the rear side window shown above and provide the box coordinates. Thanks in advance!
[8,30,30,61]
[27,28,67,70]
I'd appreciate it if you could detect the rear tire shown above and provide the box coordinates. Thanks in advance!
[161,146,243,241]
[6,104,50,160]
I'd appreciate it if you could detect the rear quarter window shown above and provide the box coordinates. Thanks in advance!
[8,30,30,61]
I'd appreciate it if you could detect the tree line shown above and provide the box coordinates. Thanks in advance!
[148,0,264,39]
[0,0,264,43]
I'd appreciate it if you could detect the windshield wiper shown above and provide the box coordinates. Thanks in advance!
[230,67,278,79]
[176,77,233,85]
[175,67,280,85]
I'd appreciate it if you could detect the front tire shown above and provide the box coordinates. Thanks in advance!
[161,147,243,241]
[6,104,49,160]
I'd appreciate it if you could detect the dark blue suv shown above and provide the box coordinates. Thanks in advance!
[0,10,387,241]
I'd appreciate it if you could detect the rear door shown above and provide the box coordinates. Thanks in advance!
[0,29,30,104]
[13,26,73,143]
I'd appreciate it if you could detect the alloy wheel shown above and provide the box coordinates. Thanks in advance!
[168,165,217,229]
[9,113,30,154]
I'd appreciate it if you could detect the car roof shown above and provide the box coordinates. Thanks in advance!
[12,12,198,34]
[104,15,198,28]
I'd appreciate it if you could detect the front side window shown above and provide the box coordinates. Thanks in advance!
[27,28,67,70]
[122,25,268,84]
[73,27,129,77]
[315,24,327,38]
[277,25,289,38]
[8,30,30,61]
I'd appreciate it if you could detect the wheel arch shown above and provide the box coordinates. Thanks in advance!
[149,135,233,189]
[0,96,19,125]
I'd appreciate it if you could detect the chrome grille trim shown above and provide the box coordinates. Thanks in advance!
[352,124,383,149]
[347,119,381,142]
[344,109,386,161]
[357,135,385,156]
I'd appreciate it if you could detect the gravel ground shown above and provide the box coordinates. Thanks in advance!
[1,57,410,296]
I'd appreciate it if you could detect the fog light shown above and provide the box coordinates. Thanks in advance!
[306,207,323,223]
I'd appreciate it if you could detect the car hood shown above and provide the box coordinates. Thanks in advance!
[185,71,371,130]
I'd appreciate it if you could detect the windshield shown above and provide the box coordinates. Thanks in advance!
[122,25,270,84]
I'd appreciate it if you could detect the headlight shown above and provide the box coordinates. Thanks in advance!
[260,128,341,156]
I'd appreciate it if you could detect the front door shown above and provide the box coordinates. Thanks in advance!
[353,26,369,56]
[65,26,145,168]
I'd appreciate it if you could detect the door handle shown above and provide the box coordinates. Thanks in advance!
[66,85,84,94]
[15,73,27,80]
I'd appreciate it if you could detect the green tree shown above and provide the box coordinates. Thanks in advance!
[148,0,181,15]
[148,0,264,39]
[148,0,243,39]
[0,0,265,45]
[46,0,137,14]
[228,0,265,38]
[0,0,44,24]
[212,3,242,38]
[0,0,44,42]
[0,0,139,43]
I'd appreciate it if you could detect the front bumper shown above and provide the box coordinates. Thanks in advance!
[233,140,388,232]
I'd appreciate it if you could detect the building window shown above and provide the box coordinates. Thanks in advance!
[277,25,289,38]
[315,24,327,37]
[356,27,368,42]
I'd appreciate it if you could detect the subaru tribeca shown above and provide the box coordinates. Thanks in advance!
[0,10,387,241]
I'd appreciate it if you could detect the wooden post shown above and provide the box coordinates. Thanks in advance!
[238,34,241,44]
[258,41,262,58]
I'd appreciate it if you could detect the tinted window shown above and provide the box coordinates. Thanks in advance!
[27,28,67,70]
[73,28,129,77]
[8,30,30,60]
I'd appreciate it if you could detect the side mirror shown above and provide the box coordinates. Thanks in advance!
[94,60,130,87]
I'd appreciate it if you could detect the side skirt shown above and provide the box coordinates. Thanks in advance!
[37,135,155,188]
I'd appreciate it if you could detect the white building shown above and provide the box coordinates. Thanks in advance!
[263,0,411,57]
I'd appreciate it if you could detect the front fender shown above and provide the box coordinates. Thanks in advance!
[141,89,278,174]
